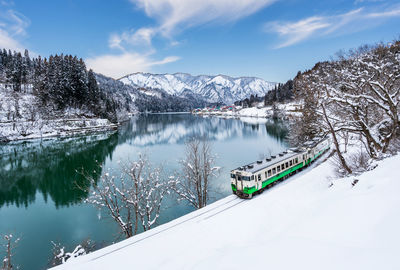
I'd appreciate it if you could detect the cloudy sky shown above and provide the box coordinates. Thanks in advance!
[1,0,399,82]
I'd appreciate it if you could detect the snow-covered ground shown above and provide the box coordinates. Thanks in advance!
[51,151,400,270]
[0,85,118,142]
[197,102,302,119]
[0,118,118,142]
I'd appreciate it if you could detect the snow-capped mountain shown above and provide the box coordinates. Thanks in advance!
[119,72,277,104]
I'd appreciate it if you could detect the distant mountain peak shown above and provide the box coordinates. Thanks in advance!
[119,72,277,104]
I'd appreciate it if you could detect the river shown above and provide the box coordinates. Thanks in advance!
[0,114,287,270]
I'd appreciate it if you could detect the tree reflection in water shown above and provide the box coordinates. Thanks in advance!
[0,133,118,208]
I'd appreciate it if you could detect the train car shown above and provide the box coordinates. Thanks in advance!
[230,137,331,199]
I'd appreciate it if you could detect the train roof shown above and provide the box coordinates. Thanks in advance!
[232,137,329,175]
[233,150,300,174]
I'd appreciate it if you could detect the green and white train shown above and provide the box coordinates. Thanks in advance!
[231,137,331,199]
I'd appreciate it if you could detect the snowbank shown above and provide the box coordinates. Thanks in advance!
[51,152,400,270]
[196,102,302,119]
[0,85,118,142]
[0,118,118,142]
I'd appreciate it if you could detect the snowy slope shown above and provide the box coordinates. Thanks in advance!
[119,73,277,104]
[51,152,400,270]
[0,84,117,141]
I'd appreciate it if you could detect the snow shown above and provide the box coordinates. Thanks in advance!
[119,72,277,104]
[0,84,118,142]
[195,102,302,119]
[50,151,400,270]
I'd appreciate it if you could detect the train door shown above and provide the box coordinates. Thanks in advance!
[257,174,262,190]
[236,175,243,191]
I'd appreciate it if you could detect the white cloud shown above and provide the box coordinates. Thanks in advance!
[91,0,276,78]
[267,16,331,48]
[0,9,29,51]
[367,8,400,18]
[267,5,400,48]
[0,28,24,51]
[86,52,180,79]
[130,0,276,37]
[109,27,157,52]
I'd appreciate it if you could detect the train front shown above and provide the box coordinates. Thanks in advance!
[230,168,254,198]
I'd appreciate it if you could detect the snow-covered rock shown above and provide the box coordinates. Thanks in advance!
[119,72,277,104]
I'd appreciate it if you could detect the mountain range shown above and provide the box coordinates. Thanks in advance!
[119,72,277,105]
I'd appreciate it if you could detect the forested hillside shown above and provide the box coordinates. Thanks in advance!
[0,49,119,122]
[0,49,209,141]
[291,41,400,175]
[0,49,209,123]
[233,80,294,108]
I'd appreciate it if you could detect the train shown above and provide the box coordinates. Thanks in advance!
[230,137,331,199]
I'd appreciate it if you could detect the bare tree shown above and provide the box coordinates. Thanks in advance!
[329,43,400,156]
[293,64,352,174]
[171,138,220,209]
[293,41,400,176]
[83,154,171,238]
[2,234,19,270]
[320,102,352,174]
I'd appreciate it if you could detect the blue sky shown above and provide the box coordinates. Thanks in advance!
[1,0,399,82]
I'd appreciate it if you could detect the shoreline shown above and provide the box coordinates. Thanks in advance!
[0,118,119,143]
[192,102,301,119]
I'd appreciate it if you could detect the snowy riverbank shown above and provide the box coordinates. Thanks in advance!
[0,85,119,142]
[0,118,118,142]
[51,150,400,270]
[194,102,302,119]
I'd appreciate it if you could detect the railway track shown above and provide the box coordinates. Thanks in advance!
[88,195,245,262]
[79,149,334,265]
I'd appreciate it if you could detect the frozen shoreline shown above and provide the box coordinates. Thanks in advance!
[193,102,302,119]
[0,118,118,143]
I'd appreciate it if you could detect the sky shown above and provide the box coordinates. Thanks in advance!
[0,0,399,82]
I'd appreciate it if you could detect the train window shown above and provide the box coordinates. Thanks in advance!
[277,165,281,172]
[231,174,235,178]
[244,176,251,181]
[268,170,271,177]
[289,160,292,166]
[258,174,261,181]
[295,158,298,163]
[272,168,276,174]
[238,176,241,180]
[251,175,254,180]
[285,162,288,168]
[265,171,268,178]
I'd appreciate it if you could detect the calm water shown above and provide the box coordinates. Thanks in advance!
[0,114,287,270]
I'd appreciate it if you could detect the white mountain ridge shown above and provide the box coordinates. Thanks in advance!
[119,72,277,104]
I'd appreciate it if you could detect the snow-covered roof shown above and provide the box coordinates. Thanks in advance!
[233,150,300,174]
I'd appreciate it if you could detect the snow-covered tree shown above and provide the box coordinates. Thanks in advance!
[171,138,220,209]
[293,40,400,174]
[1,234,19,270]
[84,155,171,238]
[329,43,400,156]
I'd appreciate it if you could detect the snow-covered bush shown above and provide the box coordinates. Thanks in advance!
[50,239,95,267]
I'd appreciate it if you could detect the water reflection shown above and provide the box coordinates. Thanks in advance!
[0,114,288,209]
[117,114,287,146]
[0,133,118,208]
[0,114,289,270]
